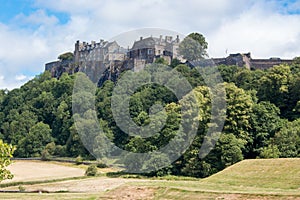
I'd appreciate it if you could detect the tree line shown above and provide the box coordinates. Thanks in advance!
[0,59,300,177]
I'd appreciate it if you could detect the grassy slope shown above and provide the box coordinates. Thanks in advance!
[123,158,300,199]
[202,158,300,190]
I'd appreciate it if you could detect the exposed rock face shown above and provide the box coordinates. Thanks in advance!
[46,59,133,87]
[45,36,294,87]
[45,36,182,86]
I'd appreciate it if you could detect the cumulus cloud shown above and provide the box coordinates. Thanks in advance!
[208,1,300,58]
[1,0,300,89]
[15,74,27,81]
[0,75,32,90]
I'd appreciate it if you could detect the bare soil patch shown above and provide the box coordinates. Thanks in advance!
[102,186,157,200]
[3,177,147,193]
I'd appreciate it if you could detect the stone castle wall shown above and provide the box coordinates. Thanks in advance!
[45,37,294,87]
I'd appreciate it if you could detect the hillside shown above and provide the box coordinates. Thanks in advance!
[129,158,300,199]
[202,158,300,190]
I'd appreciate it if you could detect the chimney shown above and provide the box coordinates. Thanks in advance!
[100,39,104,46]
[140,37,143,41]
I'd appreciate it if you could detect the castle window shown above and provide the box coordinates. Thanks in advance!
[148,49,153,55]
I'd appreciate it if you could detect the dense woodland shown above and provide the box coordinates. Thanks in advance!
[0,59,300,178]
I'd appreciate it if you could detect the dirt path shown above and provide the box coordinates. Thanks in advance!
[2,161,85,183]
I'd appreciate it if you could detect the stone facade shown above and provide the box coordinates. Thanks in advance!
[188,53,293,70]
[45,36,294,87]
[74,40,126,63]
[128,35,182,70]
[45,35,182,82]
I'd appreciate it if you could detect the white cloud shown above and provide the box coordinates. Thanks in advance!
[1,0,300,89]
[208,1,300,58]
[0,75,32,90]
[14,9,59,27]
[15,74,27,81]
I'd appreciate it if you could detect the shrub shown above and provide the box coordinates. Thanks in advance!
[54,145,66,157]
[41,149,50,161]
[96,162,108,168]
[45,142,56,155]
[75,155,83,165]
[18,185,26,192]
[85,164,97,176]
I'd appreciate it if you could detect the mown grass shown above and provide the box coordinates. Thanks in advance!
[201,158,300,190]
[153,187,300,200]
[125,158,300,196]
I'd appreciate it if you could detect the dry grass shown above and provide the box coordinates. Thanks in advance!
[2,161,85,184]
[1,159,300,199]
[202,158,300,190]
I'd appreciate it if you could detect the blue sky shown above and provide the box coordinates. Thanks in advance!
[0,0,69,24]
[1,0,300,89]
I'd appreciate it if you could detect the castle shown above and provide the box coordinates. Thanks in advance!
[45,35,182,82]
[45,35,294,85]
[128,35,182,71]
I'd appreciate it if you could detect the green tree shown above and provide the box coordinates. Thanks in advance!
[178,32,208,61]
[218,65,241,83]
[273,119,300,157]
[224,83,253,145]
[257,65,291,117]
[2,110,38,145]
[170,58,181,68]
[155,57,169,65]
[215,134,244,168]
[0,140,15,182]
[16,122,53,157]
[58,52,74,61]
[250,101,282,158]
[52,101,73,145]
[259,144,280,158]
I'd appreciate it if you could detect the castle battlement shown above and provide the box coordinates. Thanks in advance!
[187,53,293,70]
[45,35,294,86]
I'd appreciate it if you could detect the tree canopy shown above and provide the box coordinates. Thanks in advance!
[178,32,208,61]
[0,59,299,178]
[58,52,74,61]
[0,140,15,182]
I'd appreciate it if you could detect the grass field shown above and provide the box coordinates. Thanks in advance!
[0,158,299,199]
[2,160,85,183]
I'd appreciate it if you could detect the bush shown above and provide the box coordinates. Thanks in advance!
[85,164,97,176]
[41,149,50,161]
[96,162,108,168]
[54,145,66,157]
[18,185,26,192]
[45,142,56,155]
[75,155,83,165]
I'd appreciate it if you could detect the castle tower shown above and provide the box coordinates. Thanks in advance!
[74,40,80,63]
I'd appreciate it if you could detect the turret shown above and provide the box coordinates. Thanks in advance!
[74,40,80,63]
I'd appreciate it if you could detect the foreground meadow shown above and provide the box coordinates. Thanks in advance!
[0,159,299,199]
